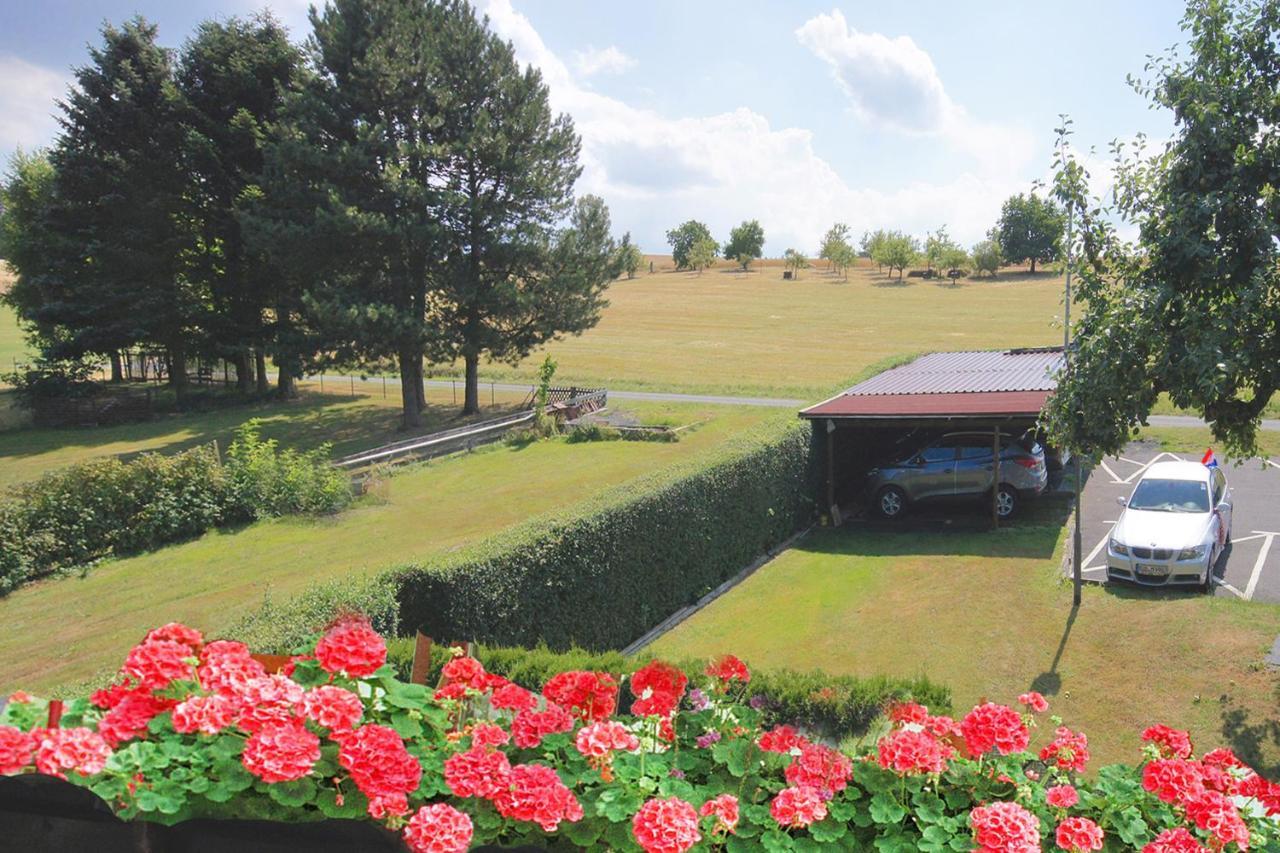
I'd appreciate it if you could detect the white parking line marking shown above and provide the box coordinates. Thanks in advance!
[1243,532,1276,601]
[1083,565,1108,574]
[1266,459,1280,470]
[1122,452,1181,483]
[1168,453,1184,461]
[1080,521,1118,572]
[1117,456,1147,467]
[1098,459,1123,483]
[1228,534,1268,546]
[1218,581,1247,599]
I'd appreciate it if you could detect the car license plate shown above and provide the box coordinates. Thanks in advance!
[1137,564,1168,577]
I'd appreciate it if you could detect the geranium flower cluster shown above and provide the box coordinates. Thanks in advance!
[1,621,1277,853]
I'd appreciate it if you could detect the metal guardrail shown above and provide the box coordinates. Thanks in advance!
[334,409,536,470]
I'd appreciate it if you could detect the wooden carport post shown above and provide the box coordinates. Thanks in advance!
[991,425,1000,529]
[825,419,839,525]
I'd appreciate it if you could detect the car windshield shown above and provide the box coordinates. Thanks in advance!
[1127,478,1209,513]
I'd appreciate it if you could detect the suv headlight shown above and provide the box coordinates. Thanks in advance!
[1109,538,1128,556]
[1178,545,1208,561]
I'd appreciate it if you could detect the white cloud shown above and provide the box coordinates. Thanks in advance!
[0,56,67,161]
[573,45,636,77]
[794,10,1034,178]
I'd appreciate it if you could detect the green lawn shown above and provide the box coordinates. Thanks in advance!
[0,382,527,489]
[653,520,1280,774]
[434,260,1071,399]
[0,402,781,694]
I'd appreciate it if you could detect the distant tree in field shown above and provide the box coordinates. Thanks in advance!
[819,222,850,270]
[666,220,715,269]
[783,248,808,279]
[938,245,970,275]
[971,239,1002,278]
[829,243,856,281]
[723,219,765,271]
[688,236,718,275]
[615,232,644,279]
[877,231,919,280]
[47,18,203,398]
[178,13,303,396]
[924,226,964,275]
[996,193,1064,273]
[861,229,888,271]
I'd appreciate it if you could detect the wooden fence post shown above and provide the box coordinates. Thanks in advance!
[410,632,434,686]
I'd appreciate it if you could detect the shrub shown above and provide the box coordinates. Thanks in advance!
[0,423,350,595]
[382,640,950,741]
[233,417,820,655]
[223,420,350,518]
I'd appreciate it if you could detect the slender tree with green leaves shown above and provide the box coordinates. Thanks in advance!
[688,236,718,275]
[615,232,644,279]
[971,238,1002,278]
[783,248,808,279]
[819,222,850,271]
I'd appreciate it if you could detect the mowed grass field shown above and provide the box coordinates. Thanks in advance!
[439,257,1070,399]
[0,402,782,694]
[0,382,528,489]
[0,266,33,373]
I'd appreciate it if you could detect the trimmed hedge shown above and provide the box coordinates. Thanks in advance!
[382,640,951,742]
[234,416,820,654]
[0,421,349,594]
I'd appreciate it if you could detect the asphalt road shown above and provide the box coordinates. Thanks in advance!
[1073,439,1280,603]
[312,373,1278,421]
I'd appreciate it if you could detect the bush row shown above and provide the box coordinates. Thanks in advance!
[234,416,820,655]
[383,638,951,741]
[0,421,349,593]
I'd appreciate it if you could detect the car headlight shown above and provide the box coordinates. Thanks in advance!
[1178,545,1208,561]
[1109,538,1128,556]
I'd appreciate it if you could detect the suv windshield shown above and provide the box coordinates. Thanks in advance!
[1128,478,1209,513]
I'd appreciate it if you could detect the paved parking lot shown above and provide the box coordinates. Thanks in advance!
[1075,440,1280,602]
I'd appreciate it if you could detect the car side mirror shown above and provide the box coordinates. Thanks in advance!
[1115,496,1127,507]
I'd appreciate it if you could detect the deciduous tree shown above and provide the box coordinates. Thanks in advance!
[971,239,1002,278]
[688,236,717,275]
[615,233,644,279]
[666,220,715,270]
[723,219,764,271]
[783,248,807,279]
[996,193,1063,273]
[819,223,850,270]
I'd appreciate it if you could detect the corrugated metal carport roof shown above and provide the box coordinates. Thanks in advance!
[801,348,1063,420]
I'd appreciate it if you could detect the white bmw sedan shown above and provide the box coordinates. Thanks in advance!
[1106,460,1233,591]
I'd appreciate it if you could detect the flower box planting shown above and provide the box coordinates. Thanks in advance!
[1,620,1277,851]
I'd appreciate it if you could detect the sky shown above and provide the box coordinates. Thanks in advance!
[0,0,1187,254]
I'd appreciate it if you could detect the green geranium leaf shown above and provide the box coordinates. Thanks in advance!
[266,777,317,808]
[809,816,849,843]
[390,711,423,739]
[869,792,906,825]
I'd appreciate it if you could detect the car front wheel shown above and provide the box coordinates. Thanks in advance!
[875,486,908,520]
[995,484,1019,519]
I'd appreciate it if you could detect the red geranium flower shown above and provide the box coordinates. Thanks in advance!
[699,793,739,835]
[0,725,35,775]
[491,763,583,832]
[629,661,688,718]
[1142,758,1206,806]
[469,723,510,749]
[172,694,240,736]
[444,745,512,799]
[1142,725,1194,760]
[144,622,203,650]
[241,722,320,783]
[1017,691,1049,713]
[960,703,1030,758]
[1141,827,1209,853]
[97,690,170,747]
[32,727,111,779]
[877,728,951,776]
[757,724,808,754]
[403,803,473,853]
[770,786,827,828]
[301,685,363,732]
[510,703,575,749]
[1184,789,1251,849]
[1045,784,1079,809]
[122,638,195,691]
[314,617,386,679]
[543,670,618,722]
[236,674,305,734]
[1040,726,1090,773]
[784,742,853,797]
[491,682,538,713]
[441,656,488,690]
[1055,816,1104,852]
[970,801,1041,853]
[704,655,750,685]
[887,701,930,726]
[575,720,640,759]
[338,724,423,818]
[198,641,267,696]
[632,796,702,853]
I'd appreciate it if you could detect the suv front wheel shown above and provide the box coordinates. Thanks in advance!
[875,485,908,520]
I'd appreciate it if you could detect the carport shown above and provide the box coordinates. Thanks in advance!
[799,348,1064,525]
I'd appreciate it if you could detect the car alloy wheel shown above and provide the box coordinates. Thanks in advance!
[995,487,1017,518]
[877,487,905,519]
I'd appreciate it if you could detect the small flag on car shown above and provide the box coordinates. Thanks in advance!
[1201,448,1219,468]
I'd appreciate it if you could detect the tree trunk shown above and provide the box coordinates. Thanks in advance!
[276,367,296,399]
[400,351,423,428]
[462,352,480,415]
[234,350,252,393]
[1030,258,1037,274]
[109,351,123,383]
[255,348,270,395]
[169,345,188,402]
[414,358,426,412]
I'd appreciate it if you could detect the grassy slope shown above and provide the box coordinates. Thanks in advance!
[0,267,31,371]
[0,403,781,693]
[0,383,528,489]
[439,259,1070,399]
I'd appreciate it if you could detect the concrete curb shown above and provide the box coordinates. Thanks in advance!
[621,524,815,656]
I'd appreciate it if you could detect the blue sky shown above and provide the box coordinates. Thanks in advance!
[1,0,1186,253]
